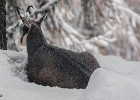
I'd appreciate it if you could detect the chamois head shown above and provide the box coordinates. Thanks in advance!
[17,6,47,43]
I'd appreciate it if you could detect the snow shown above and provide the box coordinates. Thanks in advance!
[0,50,140,100]
[79,55,140,100]
[0,50,83,100]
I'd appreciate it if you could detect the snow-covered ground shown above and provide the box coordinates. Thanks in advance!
[0,50,140,100]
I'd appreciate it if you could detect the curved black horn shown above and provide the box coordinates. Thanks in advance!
[26,5,34,12]
[17,7,23,19]
[17,7,26,23]
[17,6,31,28]
[17,7,21,15]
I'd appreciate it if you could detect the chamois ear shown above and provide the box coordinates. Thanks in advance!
[36,13,48,26]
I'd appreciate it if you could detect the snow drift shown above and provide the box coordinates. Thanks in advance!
[79,55,140,100]
[0,50,140,100]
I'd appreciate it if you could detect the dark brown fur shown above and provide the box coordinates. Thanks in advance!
[17,7,100,89]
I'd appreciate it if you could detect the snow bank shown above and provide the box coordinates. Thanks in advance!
[0,50,83,100]
[0,50,140,100]
[78,55,140,100]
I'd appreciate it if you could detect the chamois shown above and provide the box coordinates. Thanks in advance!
[17,6,100,89]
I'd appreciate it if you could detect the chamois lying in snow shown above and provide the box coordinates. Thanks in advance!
[17,6,100,89]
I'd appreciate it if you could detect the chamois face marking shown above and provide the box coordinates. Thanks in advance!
[17,6,47,44]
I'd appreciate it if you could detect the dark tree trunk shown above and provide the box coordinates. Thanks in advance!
[0,0,6,50]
